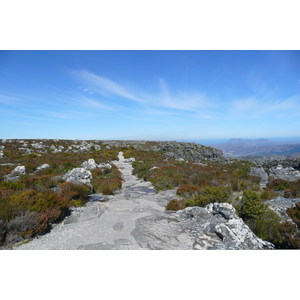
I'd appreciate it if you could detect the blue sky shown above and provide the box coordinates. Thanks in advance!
[1,50,300,143]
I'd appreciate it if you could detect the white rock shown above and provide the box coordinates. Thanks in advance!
[62,168,92,186]
[81,159,98,170]
[12,166,27,175]
[98,163,112,169]
[36,164,51,171]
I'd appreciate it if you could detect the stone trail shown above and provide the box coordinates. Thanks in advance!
[14,152,174,250]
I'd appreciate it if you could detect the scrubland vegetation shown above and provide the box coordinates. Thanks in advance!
[0,139,122,248]
[1,139,300,249]
[128,150,300,249]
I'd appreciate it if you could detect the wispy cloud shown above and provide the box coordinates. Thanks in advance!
[73,70,214,113]
[74,70,143,103]
[158,78,212,111]
[228,94,300,118]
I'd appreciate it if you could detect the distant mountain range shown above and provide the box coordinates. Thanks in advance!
[209,138,300,158]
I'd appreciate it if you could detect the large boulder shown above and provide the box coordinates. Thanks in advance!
[131,203,275,250]
[62,168,92,186]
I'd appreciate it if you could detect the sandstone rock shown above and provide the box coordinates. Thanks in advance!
[36,164,50,171]
[4,165,27,182]
[269,165,300,181]
[12,166,27,175]
[81,159,98,170]
[62,168,92,186]
[249,165,268,187]
[265,196,300,222]
[98,163,112,169]
[132,203,275,250]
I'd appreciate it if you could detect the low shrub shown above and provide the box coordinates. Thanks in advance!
[166,199,185,211]
[132,159,154,179]
[286,202,300,229]
[150,176,174,191]
[254,209,282,244]
[277,221,300,249]
[183,185,230,208]
[261,188,279,201]
[176,184,199,196]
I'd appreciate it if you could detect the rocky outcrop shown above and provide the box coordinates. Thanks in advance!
[131,203,275,250]
[269,165,300,181]
[81,159,98,170]
[249,165,268,187]
[265,196,300,223]
[62,168,92,186]
[4,165,27,181]
[160,142,225,162]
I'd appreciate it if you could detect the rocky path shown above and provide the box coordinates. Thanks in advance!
[14,152,175,250]
[14,152,275,250]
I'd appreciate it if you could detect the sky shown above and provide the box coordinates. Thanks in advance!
[1,50,300,143]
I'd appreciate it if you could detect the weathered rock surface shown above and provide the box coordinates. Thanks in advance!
[132,203,275,250]
[12,165,27,175]
[269,165,300,181]
[15,152,274,250]
[4,165,27,181]
[81,159,98,170]
[62,168,92,186]
[265,196,300,222]
[36,163,50,171]
[249,165,268,187]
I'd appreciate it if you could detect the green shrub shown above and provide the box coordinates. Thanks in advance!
[184,196,210,207]
[132,160,153,178]
[151,176,174,191]
[261,188,279,201]
[254,209,282,244]
[203,185,230,203]
[238,190,269,221]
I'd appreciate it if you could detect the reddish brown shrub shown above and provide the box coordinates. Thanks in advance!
[176,184,199,196]
[166,199,185,211]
